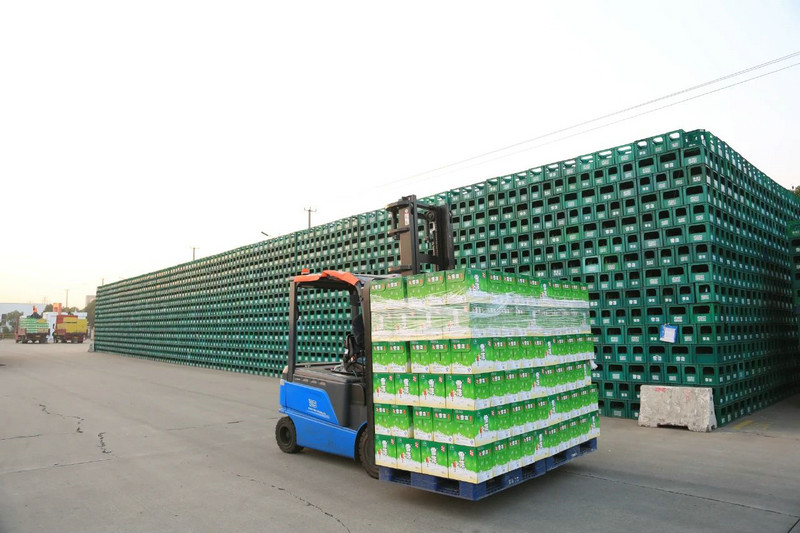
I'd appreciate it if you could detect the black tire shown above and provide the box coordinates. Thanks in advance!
[275,416,303,454]
[358,428,379,479]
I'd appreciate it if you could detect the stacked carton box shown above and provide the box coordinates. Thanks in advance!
[371,268,599,484]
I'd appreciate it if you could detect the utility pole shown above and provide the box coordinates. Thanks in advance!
[191,246,199,261]
[65,289,69,309]
[304,207,317,229]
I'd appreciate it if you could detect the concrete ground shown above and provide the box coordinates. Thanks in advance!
[0,340,798,533]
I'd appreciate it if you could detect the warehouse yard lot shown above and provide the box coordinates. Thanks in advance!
[1,341,798,533]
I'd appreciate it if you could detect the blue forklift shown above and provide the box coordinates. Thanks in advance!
[275,195,454,477]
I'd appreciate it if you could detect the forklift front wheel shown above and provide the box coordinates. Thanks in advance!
[358,429,379,479]
[275,416,303,454]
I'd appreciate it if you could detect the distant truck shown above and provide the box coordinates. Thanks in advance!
[53,315,88,343]
[15,317,50,343]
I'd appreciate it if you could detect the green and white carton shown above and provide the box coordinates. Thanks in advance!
[451,407,495,447]
[589,411,600,438]
[372,341,390,372]
[410,340,432,373]
[448,443,494,483]
[395,373,419,406]
[418,373,447,408]
[534,397,550,430]
[371,277,406,309]
[504,370,519,404]
[445,373,492,410]
[420,440,449,478]
[374,404,393,435]
[387,342,410,373]
[446,303,504,338]
[429,340,452,374]
[518,368,533,401]
[374,434,397,468]
[396,437,422,473]
[424,271,448,306]
[405,273,427,304]
[494,405,511,440]
[492,337,508,371]
[412,407,433,441]
[432,408,454,444]
[532,338,547,367]
[391,405,414,438]
[506,337,521,370]
[509,401,526,437]
[507,435,523,471]
[490,371,506,407]
[523,400,538,433]
[445,268,490,305]
[450,338,494,374]
[519,337,534,368]
[492,439,510,476]
[521,432,536,466]
[373,373,396,404]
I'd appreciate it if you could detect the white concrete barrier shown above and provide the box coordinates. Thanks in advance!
[638,385,717,432]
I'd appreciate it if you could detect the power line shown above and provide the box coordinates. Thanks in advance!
[408,60,800,182]
[376,50,800,189]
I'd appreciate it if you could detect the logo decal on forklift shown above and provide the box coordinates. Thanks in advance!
[307,398,330,419]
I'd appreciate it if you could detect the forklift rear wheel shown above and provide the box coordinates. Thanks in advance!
[358,429,379,479]
[275,416,303,453]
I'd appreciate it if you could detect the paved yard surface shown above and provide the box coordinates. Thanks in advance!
[1,340,798,533]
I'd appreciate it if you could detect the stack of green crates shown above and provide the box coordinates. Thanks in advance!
[95,128,800,425]
[370,268,599,483]
[790,221,800,315]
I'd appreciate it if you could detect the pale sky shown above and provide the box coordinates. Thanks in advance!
[2,1,799,307]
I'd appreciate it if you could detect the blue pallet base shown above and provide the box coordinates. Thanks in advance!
[379,437,597,500]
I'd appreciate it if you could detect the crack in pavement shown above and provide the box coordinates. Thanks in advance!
[1,458,114,476]
[0,434,43,441]
[232,472,352,533]
[97,432,111,454]
[167,420,245,431]
[564,470,800,519]
[39,403,84,434]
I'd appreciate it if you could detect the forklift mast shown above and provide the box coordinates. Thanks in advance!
[277,194,455,477]
[386,195,455,276]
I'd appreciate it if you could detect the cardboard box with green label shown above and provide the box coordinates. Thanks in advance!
[374,434,397,468]
[451,407,495,447]
[395,373,419,406]
[445,373,492,410]
[374,404,393,435]
[396,437,422,473]
[420,440,449,478]
[391,405,414,438]
[450,338,494,374]
[418,373,447,408]
[432,408,454,444]
[412,407,433,441]
[429,340,452,374]
[373,373,396,404]
[448,443,494,483]
[410,340,432,373]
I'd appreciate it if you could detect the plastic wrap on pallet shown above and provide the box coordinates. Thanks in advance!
[371,271,590,342]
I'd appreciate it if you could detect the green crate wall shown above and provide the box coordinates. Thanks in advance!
[95,128,800,424]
